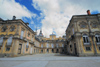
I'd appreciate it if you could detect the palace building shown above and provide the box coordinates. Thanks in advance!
[66,10,100,56]
[0,16,35,57]
[34,29,66,54]
[0,16,66,57]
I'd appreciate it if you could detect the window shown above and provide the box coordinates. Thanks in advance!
[52,36,54,40]
[92,24,97,28]
[51,44,54,48]
[80,24,86,28]
[56,44,58,48]
[26,42,29,48]
[41,44,43,48]
[2,26,7,32]
[95,35,100,44]
[86,47,91,51]
[20,30,24,39]
[72,28,74,34]
[62,44,64,47]
[0,37,3,46]
[7,37,12,46]
[83,34,90,45]
[6,47,10,51]
[98,47,100,51]
[26,49,28,51]
[10,26,15,32]
[32,35,34,41]
[28,33,30,37]
[47,43,49,48]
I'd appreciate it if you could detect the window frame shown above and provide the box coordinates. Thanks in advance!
[95,35,100,45]
[85,47,91,51]
[83,34,90,45]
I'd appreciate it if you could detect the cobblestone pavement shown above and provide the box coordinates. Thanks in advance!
[0,54,100,67]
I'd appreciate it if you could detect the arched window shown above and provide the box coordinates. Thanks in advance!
[95,34,100,44]
[83,34,90,45]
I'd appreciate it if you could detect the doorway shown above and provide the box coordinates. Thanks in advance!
[74,43,77,55]
[18,44,22,54]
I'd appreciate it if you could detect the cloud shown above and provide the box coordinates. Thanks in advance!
[0,0,36,20]
[32,0,100,37]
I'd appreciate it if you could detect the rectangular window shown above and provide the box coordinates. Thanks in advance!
[6,47,10,51]
[20,30,24,39]
[99,47,100,51]
[0,37,3,46]
[83,37,89,43]
[7,37,12,46]
[28,33,30,37]
[86,47,91,51]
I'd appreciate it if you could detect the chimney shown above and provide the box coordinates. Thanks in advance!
[87,10,91,15]
[12,16,16,20]
[25,22,29,25]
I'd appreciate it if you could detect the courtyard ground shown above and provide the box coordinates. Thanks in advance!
[0,53,100,67]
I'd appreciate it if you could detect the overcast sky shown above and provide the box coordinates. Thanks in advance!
[0,0,100,37]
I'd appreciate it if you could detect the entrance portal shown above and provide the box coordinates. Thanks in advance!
[74,43,77,55]
[18,44,22,54]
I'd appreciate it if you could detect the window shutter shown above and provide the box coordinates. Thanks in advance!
[0,37,3,46]
[7,37,12,46]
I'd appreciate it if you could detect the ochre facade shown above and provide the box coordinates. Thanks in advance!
[66,14,100,56]
[0,18,35,57]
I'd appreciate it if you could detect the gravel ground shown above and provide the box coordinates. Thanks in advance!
[0,54,100,67]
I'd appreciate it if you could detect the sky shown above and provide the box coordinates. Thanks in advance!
[0,0,100,37]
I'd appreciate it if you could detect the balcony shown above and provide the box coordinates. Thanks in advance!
[95,41,100,45]
[83,41,91,45]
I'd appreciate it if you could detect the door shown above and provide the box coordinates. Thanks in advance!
[74,43,77,55]
[18,44,22,54]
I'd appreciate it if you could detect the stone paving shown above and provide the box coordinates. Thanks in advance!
[0,53,100,67]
